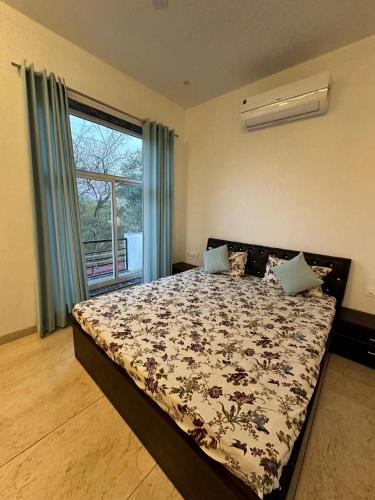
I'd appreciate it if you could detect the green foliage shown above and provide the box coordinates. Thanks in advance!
[117,184,143,235]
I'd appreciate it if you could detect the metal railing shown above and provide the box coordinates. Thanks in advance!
[83,237,128,281]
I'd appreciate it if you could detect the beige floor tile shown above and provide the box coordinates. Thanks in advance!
[129,465,182,500]
[295,354,375,500]
[326,352,375,389]
[0,397,155,500]
[0,328,102,467]
[0,328,74,389]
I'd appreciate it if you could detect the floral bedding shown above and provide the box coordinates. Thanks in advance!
[72,268,336,498]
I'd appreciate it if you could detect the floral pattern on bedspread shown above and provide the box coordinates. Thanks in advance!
[72,268,335,498]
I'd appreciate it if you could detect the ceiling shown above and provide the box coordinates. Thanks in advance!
[5,0,375,107]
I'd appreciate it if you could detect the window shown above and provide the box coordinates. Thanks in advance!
[69,102,143,292]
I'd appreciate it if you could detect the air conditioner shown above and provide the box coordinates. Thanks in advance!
[240,72,330,131]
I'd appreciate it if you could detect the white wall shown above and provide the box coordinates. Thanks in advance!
[185,35,375,314]
[0,1,187,338]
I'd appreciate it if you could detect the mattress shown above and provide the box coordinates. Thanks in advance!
[72,268,336,498]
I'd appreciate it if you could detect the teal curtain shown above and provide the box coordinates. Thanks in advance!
[22,63,88,336]
[142,121,174,282]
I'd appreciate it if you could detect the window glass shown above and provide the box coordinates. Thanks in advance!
[116,183,143,274]
[77,178,114,284]
[70,114,142,180]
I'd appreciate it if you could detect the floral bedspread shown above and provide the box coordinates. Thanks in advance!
[72,268,336,498]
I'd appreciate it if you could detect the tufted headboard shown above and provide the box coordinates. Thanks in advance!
[207,238,351,308]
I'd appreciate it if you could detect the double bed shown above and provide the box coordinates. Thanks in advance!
[72,238,351,499]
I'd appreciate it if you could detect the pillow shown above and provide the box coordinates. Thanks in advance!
[227,251,248,277]
[263,255,332,298]
[203,245,230,274]
[272,252,323,295]
[301,264,332,298]
[263,255,284,288]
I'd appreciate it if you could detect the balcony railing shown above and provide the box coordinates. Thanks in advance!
[83,238,128,282]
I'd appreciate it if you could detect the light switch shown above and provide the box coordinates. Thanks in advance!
[187,249,199,258]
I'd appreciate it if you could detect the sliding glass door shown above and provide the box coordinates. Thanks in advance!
[69,111,143,291]
[116,183,143,276]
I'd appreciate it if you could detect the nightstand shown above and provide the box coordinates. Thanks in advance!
[331,307,375,368]
[172,262,197,275]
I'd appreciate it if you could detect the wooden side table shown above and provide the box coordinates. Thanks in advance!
[331,307,375,368]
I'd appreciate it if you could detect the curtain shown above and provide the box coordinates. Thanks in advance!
[142,121,174,282]
[22,63,88,336]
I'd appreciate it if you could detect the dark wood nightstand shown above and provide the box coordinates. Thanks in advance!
[331,307,375,368]
[172,262,197,275]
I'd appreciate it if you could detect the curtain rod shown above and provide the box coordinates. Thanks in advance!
[11,61,179,137]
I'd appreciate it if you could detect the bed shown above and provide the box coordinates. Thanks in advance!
[72,238,351,500]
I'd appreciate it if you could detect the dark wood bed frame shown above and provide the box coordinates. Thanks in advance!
[72,238,351,500]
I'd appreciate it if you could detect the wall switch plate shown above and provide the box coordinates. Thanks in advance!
[366,287,375,298]
[187,249,199,259]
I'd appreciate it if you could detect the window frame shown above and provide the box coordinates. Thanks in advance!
[69,100,143,292]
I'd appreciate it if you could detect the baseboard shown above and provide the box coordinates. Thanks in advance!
[0,326,37,345]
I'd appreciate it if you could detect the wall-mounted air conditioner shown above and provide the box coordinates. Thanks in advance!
[240,72,330,131]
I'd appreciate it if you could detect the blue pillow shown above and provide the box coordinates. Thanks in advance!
[272,252,323,295]
[203,245,230,274]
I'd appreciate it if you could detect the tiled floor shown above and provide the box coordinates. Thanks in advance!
[0,328,373,499]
